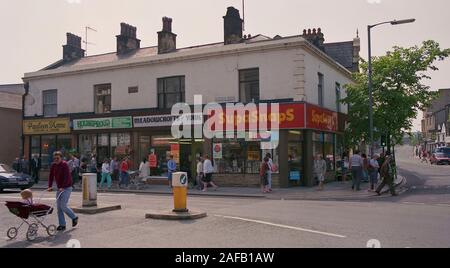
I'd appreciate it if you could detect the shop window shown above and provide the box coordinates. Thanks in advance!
[94,84,112,114]
[323,133,335,171]
[336,82,341,113]
[157,76,185,109]
[43,90,57,117]
[57,135,72,160]
[288,131,303,182]
[31,136,40,158]
[79,134,97,162]
[111,133,131,160]
[98,133,110,161]
[151,135,178,177]
[213,139,261,174]
[239,68,260,103]
[318,73,324,107]
[41,135,56,169]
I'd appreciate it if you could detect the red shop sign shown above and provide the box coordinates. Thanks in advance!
[306,104,338,132]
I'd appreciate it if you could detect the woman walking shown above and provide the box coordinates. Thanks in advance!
[119,157,130,188]
[259,157,270,193]
[139,158,150,179]
[100,158,112,190]
[196,157,204,190]
[314,155,327,191]
[202,155,218,192]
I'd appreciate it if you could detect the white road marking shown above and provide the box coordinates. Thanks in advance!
[402,202,426,205]
[214,214,347,239]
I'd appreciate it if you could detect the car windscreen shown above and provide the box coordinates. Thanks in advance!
[0,164,14,173]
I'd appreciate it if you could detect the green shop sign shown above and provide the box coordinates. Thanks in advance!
[74,116,132,130]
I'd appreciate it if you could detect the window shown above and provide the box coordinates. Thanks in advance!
[318,73,324,107]
[213,138,261,174]
[158,76,185,109]
[239,68,260,103]
[128,86,139,94]
[94,84,112,114]
[335,82,341,113]
[43,90,57,117]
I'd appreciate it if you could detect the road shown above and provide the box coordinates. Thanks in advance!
[0,145,449,248]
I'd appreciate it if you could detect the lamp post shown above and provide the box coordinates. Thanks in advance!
[367,18,415,157]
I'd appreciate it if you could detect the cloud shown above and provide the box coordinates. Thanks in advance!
[367,0,382,4]
[65,0,82,4]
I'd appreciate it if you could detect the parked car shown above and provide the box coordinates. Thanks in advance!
[435,147,450,157]
[0,164,34,192]
[430,153,450,165]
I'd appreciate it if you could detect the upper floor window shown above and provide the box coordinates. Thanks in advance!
[94,84,112,114]
[157,76,185,109]
[318,73,324,107]
[335,82,341,113]
[43,89,57,117]
[239,68,260,103]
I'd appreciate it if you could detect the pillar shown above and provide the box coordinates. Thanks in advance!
[303,129,314,187]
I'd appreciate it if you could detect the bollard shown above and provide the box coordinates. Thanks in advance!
[82,173,97,207]
[172,172,189,213]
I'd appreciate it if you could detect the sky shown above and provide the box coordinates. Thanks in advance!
[1,0,449,131]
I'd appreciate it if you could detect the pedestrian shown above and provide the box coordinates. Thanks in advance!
[67,155,80,189]
[202,155,218,192]
[368,154,380,191]
[362,154,369,183]
[342,152,349,182]
[12,157,21,173]
[314,155,327,191]
[196,157,204,190]
[167,155,177,188]
[47,151,79,232]
[265,153,274,192]
[100,158,112,190]
[375,151,397,196]
[119,157,130,188]
[30,154,41,184]
[349,150,363,191]
[421,151,428,164]
[260,157,270,193]
[90,154,97,173]
[20,156,29,175]
[139,158,150,179]
[110,156,120,187]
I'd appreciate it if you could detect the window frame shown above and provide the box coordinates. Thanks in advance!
[318,73,324,107]
[239,68,260,103]
[42,89,58,118]
[94,84,112,114]
[157,76,186,109]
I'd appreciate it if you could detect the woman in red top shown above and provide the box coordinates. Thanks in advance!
[119,157,130,188]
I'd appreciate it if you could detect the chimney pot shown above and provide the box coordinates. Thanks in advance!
[63,33,84,61]
[223,6,243,45]
[158,17,177,54]
[117,22,141,54]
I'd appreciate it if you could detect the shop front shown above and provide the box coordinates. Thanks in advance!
[73,116,133,167]
[206,102,343,188]
[133,113,204,180]
[23,117,72,171]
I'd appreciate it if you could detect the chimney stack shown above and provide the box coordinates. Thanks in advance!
[116,23,141,55]
[63,33,85,61]
[223,7,243,45]
[301,28,325,52]
[158,17,177,54]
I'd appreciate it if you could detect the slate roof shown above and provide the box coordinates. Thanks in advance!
[324,41,355,71]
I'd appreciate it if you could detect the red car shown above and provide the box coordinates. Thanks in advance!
[430,153,450,165]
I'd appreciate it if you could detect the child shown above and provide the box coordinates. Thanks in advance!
[20,189,33,205]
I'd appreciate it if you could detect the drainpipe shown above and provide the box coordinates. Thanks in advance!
[22,82,29,170]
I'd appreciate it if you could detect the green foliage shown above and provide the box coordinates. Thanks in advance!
[342,40,450,146]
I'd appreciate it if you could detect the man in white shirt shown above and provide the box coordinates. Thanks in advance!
[369,154,380,191]
[202,155,218,192]
[349,150,364,191]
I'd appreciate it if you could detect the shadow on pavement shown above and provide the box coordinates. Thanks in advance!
[3,229,76,248]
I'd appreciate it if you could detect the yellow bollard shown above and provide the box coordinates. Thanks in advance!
[172,172,189,213]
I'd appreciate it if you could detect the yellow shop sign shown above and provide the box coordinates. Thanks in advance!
[23,118,70,135]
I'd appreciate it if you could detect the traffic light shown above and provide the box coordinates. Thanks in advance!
[381,135,387,147]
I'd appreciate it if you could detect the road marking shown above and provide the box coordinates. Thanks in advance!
[402,202,426,205]
[214,214,347,239]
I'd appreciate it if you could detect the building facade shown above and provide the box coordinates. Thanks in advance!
[23,7,359,187]
[421,88,450,151]
[0,84,24,165]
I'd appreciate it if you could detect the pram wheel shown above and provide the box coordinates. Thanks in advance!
[26,224,38,241]
[7,227,18,239]
[47,225,57,236]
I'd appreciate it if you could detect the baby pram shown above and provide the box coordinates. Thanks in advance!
[4,191,62,241]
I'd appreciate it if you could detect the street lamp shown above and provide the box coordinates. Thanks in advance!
[367,18,415,157]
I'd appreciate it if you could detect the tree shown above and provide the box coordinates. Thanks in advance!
[343,40,450,150]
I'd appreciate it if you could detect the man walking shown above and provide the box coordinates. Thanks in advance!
[47,151,79,231]
[31,154,41,184]
[375,151,397,196]
[349,150,363,191]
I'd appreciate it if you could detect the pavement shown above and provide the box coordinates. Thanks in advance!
[29,175,406,202]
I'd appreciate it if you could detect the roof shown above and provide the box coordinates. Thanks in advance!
[324,41,355,71]
[0,84,24,95]
[25,35,354,80]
